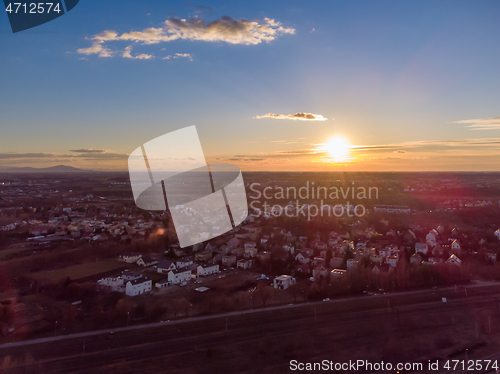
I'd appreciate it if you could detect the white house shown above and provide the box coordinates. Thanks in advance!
[237,259,253,270]
[445,254,462,266]
[125,277,152,296]
[415,243,428,255]
[122,270,143,282]
[273,275,296,290]
[244,247,258,258]
[425,232,438,241]
[312,266,329,280]
[295,253,310,264]
[119,252,142,263]
[244,242,257,249]
[166,268,192,284]
[386,255,398,268]
[176,257,194,268]
[197,262,219,277]
[1,223,16,232]
[451,240,461,253]
[495,229,500,240]
[97,276,124,292]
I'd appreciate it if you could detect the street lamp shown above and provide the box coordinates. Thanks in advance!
[54,320,58,336]
[127,312,130,327]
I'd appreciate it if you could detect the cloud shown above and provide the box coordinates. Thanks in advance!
[0,153,58,160]
[187,3,212,15]
[70,149,106,153]
[122,45,155,59]
[394,150,406,153]
[449,117,500,130]
[175,53,193,61]
[76,16,295,59]
[76,40,115,58]
[0,150,129,161]
[254,112,327,121]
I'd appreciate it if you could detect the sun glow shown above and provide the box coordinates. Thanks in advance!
[324,137,350,161]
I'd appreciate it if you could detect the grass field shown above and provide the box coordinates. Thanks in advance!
[0,244,31,260]
[30,260,128,282]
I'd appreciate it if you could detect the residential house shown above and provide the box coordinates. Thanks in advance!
[410,253,423,265]
[227,237,240,248]
[222,255,237,267]
[415,243,428,255]
[125,277,152,296]
[119,252,142,263]
[137,255,158,267]
[176,257,194,268]
[122,270,143,282]
[312,266,330,280]
[445,254,462,266]
[386,255,398,268]
[295,253,310,264]
[244,247,258,258]
[166,268,192,284]
[195,250,213,262]
[370,255,384,264]
[197,262,219,277]
[97,276,124,292]
[451,240,461,254]
[237,259,253,270]
[347,259,359,271]
[330,269,346,279]
[495,229,500,240]
[273,275,296,290]
[157,260,176,274]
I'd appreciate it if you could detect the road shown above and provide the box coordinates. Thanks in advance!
[1,282,500,373]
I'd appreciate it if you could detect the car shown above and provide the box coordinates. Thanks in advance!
[179,282,187,287]
[322,298,330,302]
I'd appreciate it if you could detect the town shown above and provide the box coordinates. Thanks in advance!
[1,171,500,344]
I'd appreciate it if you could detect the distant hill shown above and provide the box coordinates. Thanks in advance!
[0,165,93,173]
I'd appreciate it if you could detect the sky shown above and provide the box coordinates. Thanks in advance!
[1,0,500,171]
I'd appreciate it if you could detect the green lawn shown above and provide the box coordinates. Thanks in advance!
[30,260,129,282]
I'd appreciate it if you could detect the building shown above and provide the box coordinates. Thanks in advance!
[157,260,176,274]
[237,259,253,270]
[119,252,142,263]
[137,255,158,267]
[347,259,359,271]
[197,262,219,277]
[222,255,237,267]
[166,268,192,285]
[244,247,258,258]
[273,275,296,290]
[312,266,330,280]
[97,276,124,292]
[122,270,143,282]
[330,269,346,279]
[125,277,152,296]
[415,243,428,255]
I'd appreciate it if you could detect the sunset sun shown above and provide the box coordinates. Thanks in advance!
[325,137,350,161]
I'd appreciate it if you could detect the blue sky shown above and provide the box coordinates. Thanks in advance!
[1,0,500,171]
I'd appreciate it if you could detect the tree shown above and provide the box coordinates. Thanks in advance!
[256,283,274,306]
